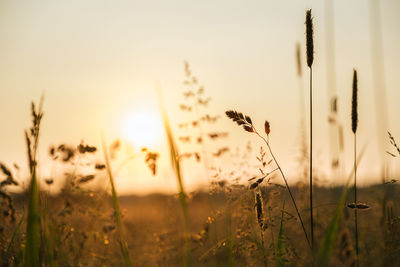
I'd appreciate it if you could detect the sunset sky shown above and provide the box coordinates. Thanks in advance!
[0,0,399,194]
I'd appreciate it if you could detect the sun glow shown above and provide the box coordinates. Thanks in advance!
[122,111,162,149]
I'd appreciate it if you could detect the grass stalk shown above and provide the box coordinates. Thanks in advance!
[261,134,311,250]
[276,200,286,267]
[309,66,314,249]
[225,110,311,250]
[354,135,359,262]
[25,166,40,267]
[306,9,315,249]
[351,69,359,264]
[316,143,366,266]
[255,189,267,267]
[25,99,44,267]
[102,137,132,267]
[157,87,192,266]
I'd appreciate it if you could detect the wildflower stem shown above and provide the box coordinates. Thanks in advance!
[102,137,132,267]
[354,134,359,265]
[310,66,314,249]
[254,130,312,250]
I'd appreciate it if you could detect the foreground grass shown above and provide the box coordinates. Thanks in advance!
[1,184,400,266]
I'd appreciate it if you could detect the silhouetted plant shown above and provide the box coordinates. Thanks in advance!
[225,110,311,249]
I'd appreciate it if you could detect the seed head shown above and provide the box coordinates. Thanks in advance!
[351,69,358,134]
[264,121,270,135]
[305,9,314,68]
[255,192,264,228]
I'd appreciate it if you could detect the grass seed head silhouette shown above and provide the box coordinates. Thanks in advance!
[264,121,270,136]
[352,69,358,134]
[225,110,254,132]
[305,9,314,68]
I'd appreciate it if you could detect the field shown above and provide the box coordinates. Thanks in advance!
[1,3,400,267]
[2,183,400,266]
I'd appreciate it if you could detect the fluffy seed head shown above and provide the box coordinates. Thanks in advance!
[351,69,358,133]
[305,9,314,68]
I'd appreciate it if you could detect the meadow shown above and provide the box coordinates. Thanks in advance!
[1,8,400,267]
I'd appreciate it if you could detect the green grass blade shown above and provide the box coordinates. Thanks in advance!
[25,163,40,267]
[315,185,348,266]
[316,144,367,266]
[157,86,191,266]
[276,200,286,267]
[24,99,44,267]
[102,137,132,267]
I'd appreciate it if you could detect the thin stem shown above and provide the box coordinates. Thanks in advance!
[254,130,312,250]
[102,137,132,267]
[354,134,359,265]
[309,66,314,249]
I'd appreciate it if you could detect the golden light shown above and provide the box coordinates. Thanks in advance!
[122,111,162,149]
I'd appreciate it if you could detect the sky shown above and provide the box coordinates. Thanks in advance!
[0,0,399,194]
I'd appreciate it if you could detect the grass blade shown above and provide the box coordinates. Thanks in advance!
[26,167,40,267]
[102,136,132,267]
[157,86,192,266]
[25,98,44,267]
[316,144,366,266]
[276,200,286,267]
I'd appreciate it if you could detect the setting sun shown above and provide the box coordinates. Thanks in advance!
[122,111,162,149]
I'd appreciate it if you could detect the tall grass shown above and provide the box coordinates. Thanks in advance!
[157,87,192,266]
[316,144,367,266]
[276,200,286,267]
[254,189,267,267]
[305,9,315,249]
[351,69,359,263]
[25,99,44,267]
[102,137,132,267]
[225,110,311,249]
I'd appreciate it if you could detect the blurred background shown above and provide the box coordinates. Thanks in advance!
[0,0,399,194]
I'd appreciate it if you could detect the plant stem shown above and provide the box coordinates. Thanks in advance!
[102,137,132,267]
[309,66,314,249]
[254,130,311,250]
[354,134,359,265]
[25,98,43,267]
[157,88,192,266]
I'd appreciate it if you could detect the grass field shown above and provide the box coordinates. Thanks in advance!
[1,5,399,266]
[1,183,400,266]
